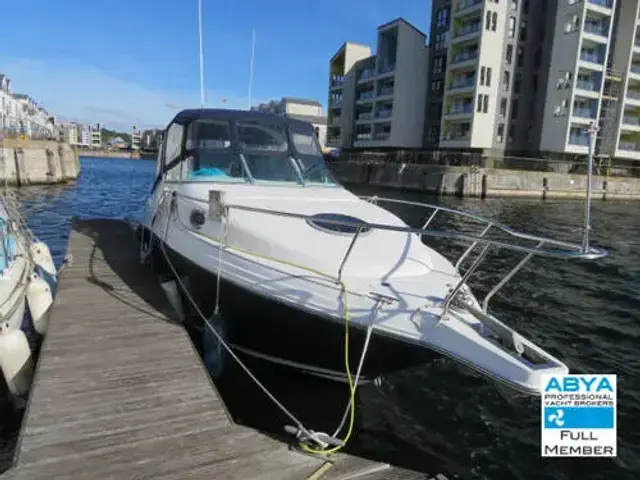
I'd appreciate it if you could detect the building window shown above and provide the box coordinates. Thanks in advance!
[511,99,519,119]
[486,67,492,86]
[486,11,492,31]
[503,71,511,90]
[508,16,516,37]
[514,73,522,93]
[517,47,525,67]
[436,8,450,28]
[492,12,498,31]
[520,20,528,41]
[511,0,518,9]
[506,44,514,64]
[481,66,486,85]
[565,15,580,33]
[497,123,505,142]
[500,98,508,116]
[476,94,489,113]
[508,124,515,143]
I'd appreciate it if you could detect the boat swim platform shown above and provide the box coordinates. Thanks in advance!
[1,218,450,480]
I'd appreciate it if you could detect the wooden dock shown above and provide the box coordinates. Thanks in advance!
[1,219,446,479]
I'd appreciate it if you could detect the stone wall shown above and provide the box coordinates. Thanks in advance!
[0,139,80,186]
[328,161,640,200]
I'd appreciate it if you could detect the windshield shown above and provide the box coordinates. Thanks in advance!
[289,125,336,186]
[184,119,248,183]
[182,118,336,186]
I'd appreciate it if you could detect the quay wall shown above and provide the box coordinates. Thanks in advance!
[77,148,141,159]
[328,161,640,200]
[0,139,80,186]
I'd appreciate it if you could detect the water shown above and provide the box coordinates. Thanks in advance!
[1,157,638,479]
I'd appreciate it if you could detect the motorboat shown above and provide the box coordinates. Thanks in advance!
[0,192,57,406]
[140,108,607,395]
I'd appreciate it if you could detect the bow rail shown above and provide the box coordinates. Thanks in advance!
[192,189,608,317]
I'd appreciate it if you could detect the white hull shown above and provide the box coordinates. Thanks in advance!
[0,196,57,404]
[143,107,605,397]
[147,183,568,394]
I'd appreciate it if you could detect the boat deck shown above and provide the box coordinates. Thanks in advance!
[1,218,448,479]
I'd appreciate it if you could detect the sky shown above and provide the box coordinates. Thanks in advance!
[0,0,432,131]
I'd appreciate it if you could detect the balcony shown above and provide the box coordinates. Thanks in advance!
[329,98,343,108]
[619,141,638,150]
[573,106,597,121]
[617,134,640,159]
[453,21,481,43]
[355,112,373,122]
[356,90,375,102]
[445,103,474,117]
[449,75,476,91]
[375,107,393,119]
[450,49,479,67]
[355,132,373,141]
[583,21,609,42]
[358,69,375,83]
[377,63,395,76]
[634,37,640,49]
[630,64,640,76]
[622,115,640,130]
[627,89,640,103]
[579,50,605,69]
[575,79,600,93]
[440,132,471,143]
[569,133,590,146]
[330,76,344,89]
[455,0,482,16]
[378,86,394,97]
[372,131,391,141]
[587,0,613,11]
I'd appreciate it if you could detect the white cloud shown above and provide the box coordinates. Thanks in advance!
[1,58,250,130]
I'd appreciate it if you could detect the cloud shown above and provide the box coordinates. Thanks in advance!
[1,58,249,130]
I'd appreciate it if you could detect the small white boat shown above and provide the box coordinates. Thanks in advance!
[140,109,607,396]
[0,193,57,406]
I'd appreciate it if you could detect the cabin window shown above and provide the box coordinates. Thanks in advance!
[183,120,247,182]
[237,120,288,152]
[237,120,298,183]
[164,122,184,181]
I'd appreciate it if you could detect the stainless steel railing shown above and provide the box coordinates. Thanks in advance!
[170,190,607,318]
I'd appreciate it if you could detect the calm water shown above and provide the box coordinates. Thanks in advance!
[1,157,639,479]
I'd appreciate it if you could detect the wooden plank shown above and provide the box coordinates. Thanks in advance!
[4,218,427,479]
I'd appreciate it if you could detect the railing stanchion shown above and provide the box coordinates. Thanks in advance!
[442,243,491,320]
[482,240,545,313]
[338,226,363,283]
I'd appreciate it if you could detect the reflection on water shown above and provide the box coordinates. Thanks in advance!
[1,159,639,479]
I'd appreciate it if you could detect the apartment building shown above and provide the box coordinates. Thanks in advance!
[1,74,56,138]
[253,97,328,149]
[424,1,451,147]
[603,0,640,160]
[327,18,429,149]
[327,42,372,148]
[540,0,619,155]
[436,0,549,151]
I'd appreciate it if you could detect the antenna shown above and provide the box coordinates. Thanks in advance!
[198,0,205,108]
[248,29,256,110]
